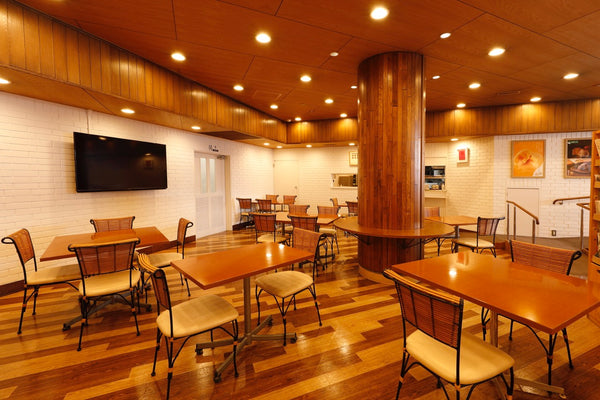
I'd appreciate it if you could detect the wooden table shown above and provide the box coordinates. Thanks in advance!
[275,211,338,228]
[40,227,169,261]
[424,215,477,237]
[171,242,313,380]
[390,251,600,397]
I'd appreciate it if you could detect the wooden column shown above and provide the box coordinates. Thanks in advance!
[356,52,424,277]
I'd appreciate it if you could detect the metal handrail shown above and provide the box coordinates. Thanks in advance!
[577,202,590,254]
[552,196,589,205]
[506,200,540,243]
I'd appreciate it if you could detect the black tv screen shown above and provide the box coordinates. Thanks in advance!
[74,132,167,192]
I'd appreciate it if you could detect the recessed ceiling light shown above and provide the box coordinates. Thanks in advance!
[306,144,312,148]
[349,142,355,146]
[263,142,270,146]
[191,125,201,130]
[488,47,505,56]
[432,75,440,80]
[451,138,459,141]
[456,103,466,108]
[350,85,357,89]
[295,117,302,121]
[233,84,244,91]
[171,52,186,61]
[270,104,278,109]
[563,73,579,80]
[120,108,135,114]
[325,98,334,104]
[330,51,339,57]
[255,32,271,43]
[370,6,389,20]
[300,75,312,82]
[340,113,347,118]
[469,82,481,89]
[440,32,451,39]
[0,77,11,84]
[276,145,282,149]
[530,96,542,102]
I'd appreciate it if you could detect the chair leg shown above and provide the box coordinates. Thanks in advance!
[129,287,140,336]
[255,286,262,326]
[31,285,40,315]
[166,339,174,400]
[308,285,322,327]
[509,319,514,340]
[17,287,29,334]
[563,328,574,368]
[232,320,239,377]
[77,297,87,351]
[481,307,489,341]
[151,329,162,377]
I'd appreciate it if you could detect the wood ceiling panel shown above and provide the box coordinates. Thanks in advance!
[320,38,400,75]
[461,0,600,32]
[173,0,351,67]
[547,10,600,58]
[217,0,282,15]
[277,0,483,50]
[422,14,577,76]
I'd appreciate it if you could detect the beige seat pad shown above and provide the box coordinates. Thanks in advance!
[28,263,80,285]
[407,330,514,385]
[453,238,494,249]
[255,271,313,298]
[147,252,182,268]
[257,233,288,243]
[79,269,141,297]
[157,294,239,338]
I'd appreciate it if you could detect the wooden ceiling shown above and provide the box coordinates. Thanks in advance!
[10,0,600,122]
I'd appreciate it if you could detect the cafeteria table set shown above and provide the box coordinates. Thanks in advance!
[7,212,600,399]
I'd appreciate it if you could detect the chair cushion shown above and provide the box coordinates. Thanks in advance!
[79,269,141,297]
[407,330,514,385]
[255,271,313,298]
[27,263,81,285]
[147,252,182,268]
[156,294,239,338]
[453,238,495,249]
[319,227,336,236]
[257,233,288,244]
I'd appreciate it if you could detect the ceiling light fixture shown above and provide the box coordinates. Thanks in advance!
[171,52,186,61]
[120,108,135,114]
[306,144,312,148]
[432,75,440,80]
[370,7,389,20]
[270,104,278,109]
[340,113,347,118]
[300,75,312,82]
[264,142,270,146]
[0,77,11,84]
[276,145,282,149]
[330,51,339,57]
[233,84,244,91]
[349,142,356,146]
[530,96,542,102]
[350,85,357,89]
[456,103,466,108]
[451,138,459,141]
[191,125,201,130]
[325,98,334,104]
[295,117,302,121]
[255,32,271,43]
[469,82,481,89]
[563,72,579,80]
[488,47,505,56]
[440,32,451,39]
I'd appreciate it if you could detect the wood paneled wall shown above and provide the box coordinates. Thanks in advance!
[0,0,286,142]
[286,118,358,144]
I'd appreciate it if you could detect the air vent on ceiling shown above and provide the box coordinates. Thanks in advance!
[496,90,521,96]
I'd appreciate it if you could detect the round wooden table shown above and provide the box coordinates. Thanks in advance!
[334,216,454,282]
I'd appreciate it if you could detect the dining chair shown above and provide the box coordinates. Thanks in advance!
[490,240,581,374]
[266,194,279,210]
[289,214,318,232]
[90,216,135,232]
[137,253,239,399]
[2,228,81,334]
[288,204,310,215]
[383,269,515,400]
[251,213,289,244]
[257,199,272,213]
[282,195,297,211]
[451,216,504,257]
[143,218,193,297]
[346,201,358,216]
[317,205,340,255]
[423,206,452,255]
[68,237,140,351]
[236,198,253,224]
[255,228,324,345]
[330,198,339,207]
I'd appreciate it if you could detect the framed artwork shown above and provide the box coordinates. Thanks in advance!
[511,140,545,178]
[349,150,358,166]
[564,138,592,178]
[457,147,469,163]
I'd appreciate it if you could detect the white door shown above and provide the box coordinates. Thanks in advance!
[195,153,226,238]
[506,188,539,237]
[274,160,299,198]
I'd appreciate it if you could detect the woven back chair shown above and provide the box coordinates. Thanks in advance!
[289,215,318,232]
[257,199,272,213]
[317,205,340,218]
[452,216,504,257]
[236,198,253,224]
[251,213,288,244]
[90,216,135,232]
[289,204,310,215]
[424,206,440,217]
[383,269,514,400]
[282,195,297,210]
[330,198,339,207]
[346,201,358,216]
[2,228,80,334]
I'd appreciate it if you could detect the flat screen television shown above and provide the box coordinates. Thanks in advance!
[73,132,167,192]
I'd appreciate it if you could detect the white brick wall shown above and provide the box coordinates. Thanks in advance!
[0,92,273,285]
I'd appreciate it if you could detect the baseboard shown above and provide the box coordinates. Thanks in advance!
[233,221,253,231]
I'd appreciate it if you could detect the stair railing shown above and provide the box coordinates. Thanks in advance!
[506,201,540,243]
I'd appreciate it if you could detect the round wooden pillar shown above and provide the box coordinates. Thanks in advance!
[356,52,424,275]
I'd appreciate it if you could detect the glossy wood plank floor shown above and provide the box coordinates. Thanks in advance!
[1,230,600,399]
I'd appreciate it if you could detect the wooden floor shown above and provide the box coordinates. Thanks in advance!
[1,230,600,400]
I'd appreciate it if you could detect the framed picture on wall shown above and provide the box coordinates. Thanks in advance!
[564,138,592,178]
[349,150,358,166]
[511,140,545,178]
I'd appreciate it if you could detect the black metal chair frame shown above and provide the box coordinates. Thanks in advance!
[452,216,504,257]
